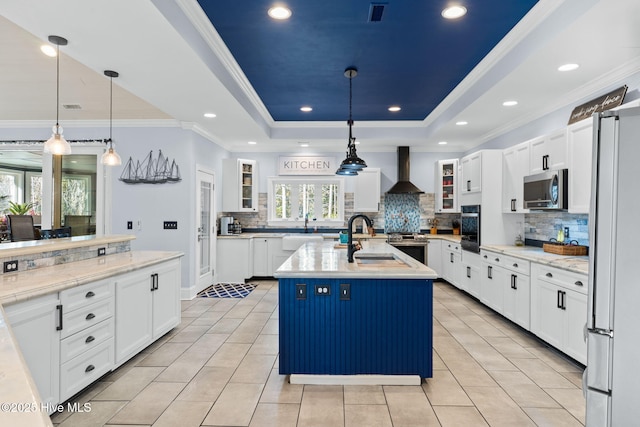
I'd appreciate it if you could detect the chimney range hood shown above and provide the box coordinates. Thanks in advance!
[386,146,424,194]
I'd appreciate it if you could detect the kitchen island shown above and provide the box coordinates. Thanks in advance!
[274,240,437,385]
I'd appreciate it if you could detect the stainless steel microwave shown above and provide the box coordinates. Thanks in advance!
[523,169,568,210]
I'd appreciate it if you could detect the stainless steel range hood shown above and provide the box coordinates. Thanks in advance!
[386,146,424,194]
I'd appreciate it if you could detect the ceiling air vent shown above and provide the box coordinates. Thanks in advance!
[368,3,386,22]
[62,104,82,110]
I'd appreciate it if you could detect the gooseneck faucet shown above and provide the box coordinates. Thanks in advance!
[347,214,373,263]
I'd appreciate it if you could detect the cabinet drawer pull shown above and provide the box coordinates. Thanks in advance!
[575,280,584,287]
[511,199,516,212]
[85,313,96,321]
[85,335,95,344]
[56,304,63,331]
[483,255,488,259]
[543,154,549,170]
[467,180,471,191]
[488,266,493,279]
[85,365,95,373]
[466,266,471,278]
[495,258,500,262]
[546,272,553,278]
[557,290,562,309]
[513,263,518,268]
[455,246,458,250]
[85,291,95,298]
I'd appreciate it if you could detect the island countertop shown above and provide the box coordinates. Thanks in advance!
[274,240,437,279]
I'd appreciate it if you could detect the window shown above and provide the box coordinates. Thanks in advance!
[268,176,344,226]
[0,169,24,206]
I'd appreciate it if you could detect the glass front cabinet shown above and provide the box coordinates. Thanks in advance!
[222,159,258,212]
[435,159,459,213]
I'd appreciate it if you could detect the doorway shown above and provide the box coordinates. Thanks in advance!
[195,167,215,294]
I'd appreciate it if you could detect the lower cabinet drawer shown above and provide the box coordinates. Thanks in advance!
[61,298,114,339]
[60,318,114,364]
[60,338,114,402]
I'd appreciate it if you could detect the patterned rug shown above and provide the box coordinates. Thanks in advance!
[197,283,256,299]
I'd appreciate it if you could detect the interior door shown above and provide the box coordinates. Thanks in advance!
[196,168,215,292]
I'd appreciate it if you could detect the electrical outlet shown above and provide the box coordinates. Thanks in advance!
[295,284,306,300]
[163,221,178,230]
[314,284,331,296]
[339,283,350,300]
[137,220,142,231]
[564,227,570,239]
[127,221,133,230]
[97,247,106,256]
[3,260,18,273]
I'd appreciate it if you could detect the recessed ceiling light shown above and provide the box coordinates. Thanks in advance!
[248,141,257,145]
[438,141,448,145]
[203,113,217,118]
[455,121,468,126]
[298,142,309,147]
[388,106,401,112]
[558,63,579,72]
[40,44,57,57]
[300,106,312,112]
[442,5,467,19]
[354,140,360,145]
[502,100,518,107]
[268,5,292,20]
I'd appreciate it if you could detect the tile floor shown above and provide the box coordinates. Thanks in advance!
[50,280,586,426]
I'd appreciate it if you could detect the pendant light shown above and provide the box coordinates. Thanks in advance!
[43,35,72,155]
[101,70,122,166]
[336,67,367,175]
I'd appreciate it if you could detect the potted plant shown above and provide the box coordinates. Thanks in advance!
[8,201,33,215]
[430,218,439,234]
[452,219,460,235]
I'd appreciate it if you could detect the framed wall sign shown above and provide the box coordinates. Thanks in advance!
[568,85,627,125]
[278,156,336,175]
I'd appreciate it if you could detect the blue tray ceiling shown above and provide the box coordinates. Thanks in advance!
[197,0,538,122]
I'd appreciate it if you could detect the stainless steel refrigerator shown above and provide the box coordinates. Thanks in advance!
[586,106,640,426]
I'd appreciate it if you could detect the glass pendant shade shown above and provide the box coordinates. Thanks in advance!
[44,125,71,155]
[335,167,359,176]
[101,145,122,166]
[101,70,121,166]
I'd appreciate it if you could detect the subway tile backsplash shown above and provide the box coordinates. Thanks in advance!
[525,212,589,246]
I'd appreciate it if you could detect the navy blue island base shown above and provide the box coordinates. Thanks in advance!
[278,277,433,379]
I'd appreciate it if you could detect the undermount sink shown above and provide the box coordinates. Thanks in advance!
[354,253,411,268]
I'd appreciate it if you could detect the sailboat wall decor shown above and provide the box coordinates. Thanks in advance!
[119,150,181,184]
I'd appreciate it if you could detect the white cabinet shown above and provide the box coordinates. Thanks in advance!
[529,129,567,174]
[5,293,61,408]
[115,259,181,365]
[460,152,482,193]
[502,141,530,213]
[567,120,593,213]
[217,238,253,283]
[253,236,287,276]
[426,239,442,277]
[435,160,459,212]
[480,250,531,329]
[442,241,461,288]
[354,168,381,212]
[530,263,587,364]
[222,159,258,212]
[460,251,481,298]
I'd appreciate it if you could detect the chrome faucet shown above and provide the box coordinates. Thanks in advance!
[347,214,373,262]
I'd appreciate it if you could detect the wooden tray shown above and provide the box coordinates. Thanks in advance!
[542,243,587,256]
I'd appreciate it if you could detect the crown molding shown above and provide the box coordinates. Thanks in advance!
[0,119,181,129]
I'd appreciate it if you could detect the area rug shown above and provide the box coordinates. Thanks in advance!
[197,283,256,299]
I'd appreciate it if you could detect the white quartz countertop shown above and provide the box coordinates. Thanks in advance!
[0,251,183,427]
[274,240,437,279]
[482,245,589,275]
[0,234,135,258]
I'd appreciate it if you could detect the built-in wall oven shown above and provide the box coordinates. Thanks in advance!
[387,233,428,264]
[461,205,481,253]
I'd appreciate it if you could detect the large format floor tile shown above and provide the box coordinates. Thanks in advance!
[50,280,585,427]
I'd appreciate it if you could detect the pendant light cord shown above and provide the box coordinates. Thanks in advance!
[55,43,60,128]
[109,75,113,144]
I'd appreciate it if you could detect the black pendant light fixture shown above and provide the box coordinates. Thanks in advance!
[43,35,72,155]
[101,70,122,166]
[336,67,367,175]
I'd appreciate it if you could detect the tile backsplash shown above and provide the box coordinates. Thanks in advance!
[525,212,589,245]
[383,194,421,233]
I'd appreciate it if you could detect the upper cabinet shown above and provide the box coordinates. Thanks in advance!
[460,152,482,194]
[222,159,258,212]
[435,159,459,213]
[529,129,567,174]
[502,141,530,213]
[567,119,593,213]
[353,168,381,212]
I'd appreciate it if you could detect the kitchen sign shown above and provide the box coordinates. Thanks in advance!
[278,156,336,175]
[568,85,627,125]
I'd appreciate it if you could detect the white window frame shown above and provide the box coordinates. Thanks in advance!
[0,168,25,203]
[267,176,344,227]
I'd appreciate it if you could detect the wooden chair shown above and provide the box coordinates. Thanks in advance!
[7,215,38,242]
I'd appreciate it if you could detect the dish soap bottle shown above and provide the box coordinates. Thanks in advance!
[557,228,565,243]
